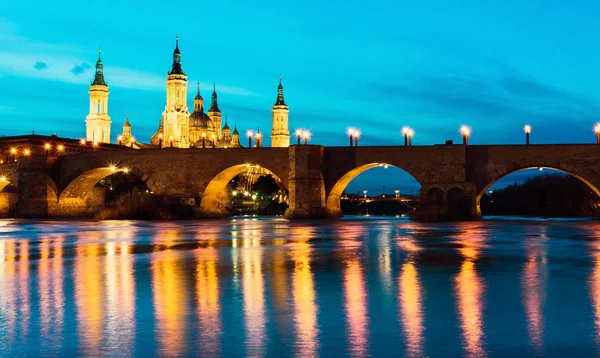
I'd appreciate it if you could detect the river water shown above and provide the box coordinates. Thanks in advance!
[0,216,599,357]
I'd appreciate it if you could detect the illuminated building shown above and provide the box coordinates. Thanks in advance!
[85,49,112,144]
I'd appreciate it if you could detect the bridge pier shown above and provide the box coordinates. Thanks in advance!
[284,145,327,219]
[413,183,479,221]
[14,156,52,218]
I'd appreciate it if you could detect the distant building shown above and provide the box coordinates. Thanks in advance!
[84,37,290,149]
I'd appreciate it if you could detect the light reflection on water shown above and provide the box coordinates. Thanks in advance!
[1,217,600,356]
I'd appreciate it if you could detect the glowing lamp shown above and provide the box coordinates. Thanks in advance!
[109,165,117,172]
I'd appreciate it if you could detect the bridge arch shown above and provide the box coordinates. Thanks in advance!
[57,164,151,216]
[199,163,288,217]
[475,166,600,216]
[325,163,421,218]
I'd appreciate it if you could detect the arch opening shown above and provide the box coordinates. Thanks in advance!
[326,163,421,218]
[477,167,600,218]
[58,164,152,217]
[199,164,288,217]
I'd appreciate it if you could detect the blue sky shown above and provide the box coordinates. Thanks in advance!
[1,0,599,194]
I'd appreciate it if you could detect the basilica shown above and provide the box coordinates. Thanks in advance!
[84,38,290,149]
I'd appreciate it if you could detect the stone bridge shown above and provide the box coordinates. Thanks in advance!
[2,144,600,220]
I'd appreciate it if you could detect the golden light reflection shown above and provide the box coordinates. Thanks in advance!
[195,246,222,355]
[152,230,189,356]
[18,240,31,340]
[454,229,486,358]
[521,239,547,353]
[343,257,369,357]
[377,228,393,296]
[398,238,424,357]
[242,232,266,357]
[589,240,600,348]
[291,240,319,357]
[38,236,65,352]
[105,241,136,354]
[74,239,104,356]
[271,239,290,335]
[0,240,17,345]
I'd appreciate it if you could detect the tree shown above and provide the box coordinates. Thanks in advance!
[252,174,280,195]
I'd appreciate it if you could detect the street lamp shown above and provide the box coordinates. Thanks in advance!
[130,137,136,148]
[594,123,600,144]
[169,135,174,148]
[402,126,412,146]
[211,134,216,147]
[460,125,471,145]
[57,145,64,156]
[158,133,163,148]
[202,132,206,148]
[353,130,360,147]
[10,148,16,162]
[395,189,400,199]
[407,128,414,146]
[255,132,262,148]
[23,149,30,156]
[295,129,302,145]
[524,125,531,145]
[44,143,51,156]
[363,190,368,199]
[302,130,310,145]
[117,135,123,145]
[92,141,98,151]
[246,130,253,148]
[347,127,357,147]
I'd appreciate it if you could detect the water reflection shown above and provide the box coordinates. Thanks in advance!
[39,237,64,353]
[3,219,600,356]
[242,230,266,357]
[291,236,319,357]
[454,228,486,358]
[343,254,369,357]
[152,230,189,356]
[74,236,104,356]
[195,240,221,356]
[589,240,600,349]
[398,237,425,357]
[521,235,547,353]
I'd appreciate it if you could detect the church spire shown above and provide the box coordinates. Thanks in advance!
[92,48,107,86]
[209,82,220,112]
[195,81,202,99]
[169,36,184,75]
[275,74,285,105]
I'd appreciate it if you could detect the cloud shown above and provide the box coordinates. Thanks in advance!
[33,61,47,70]
[71,62,91,76]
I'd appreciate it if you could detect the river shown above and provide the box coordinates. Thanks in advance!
[0,216,599,357]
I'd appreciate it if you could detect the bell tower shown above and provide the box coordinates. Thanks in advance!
[85,49,112,143]
[270,75,290,147]
[208,83,222,139]
[161,36,189,148]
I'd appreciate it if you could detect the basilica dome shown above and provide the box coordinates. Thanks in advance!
[189,111,214,131]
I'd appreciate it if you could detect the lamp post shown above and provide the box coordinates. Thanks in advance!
[169,135,174,148]
[57,145,64,157]
[92,141,98,152]
[295,129,302,145]
[79,139,85,153]
[395,189,400,199]
[10,148,16,162]
[130,137,136,148]
[247,130,253,148]
[353,130,360,147]
[524,125,531,145]
[407,128,414,146]
[402,126,410,146]
[158,133,163,148]
[211,134,216,147]
[460,125,471,145]
[44,143,51,157]
[202,132,206,148]
[347,128,356,147]
[363,190,368,200]
[255,132,262,148]
[302,130,310,145]
[595,123,600,144]
[117,135,123,145]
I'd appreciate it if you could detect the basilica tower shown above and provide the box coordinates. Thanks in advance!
[208,83,222,138]
[85,49,111,143]
[270,76,290,147]
[161,37,189,148]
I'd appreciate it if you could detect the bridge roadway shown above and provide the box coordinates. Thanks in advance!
[1,143,600,220]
